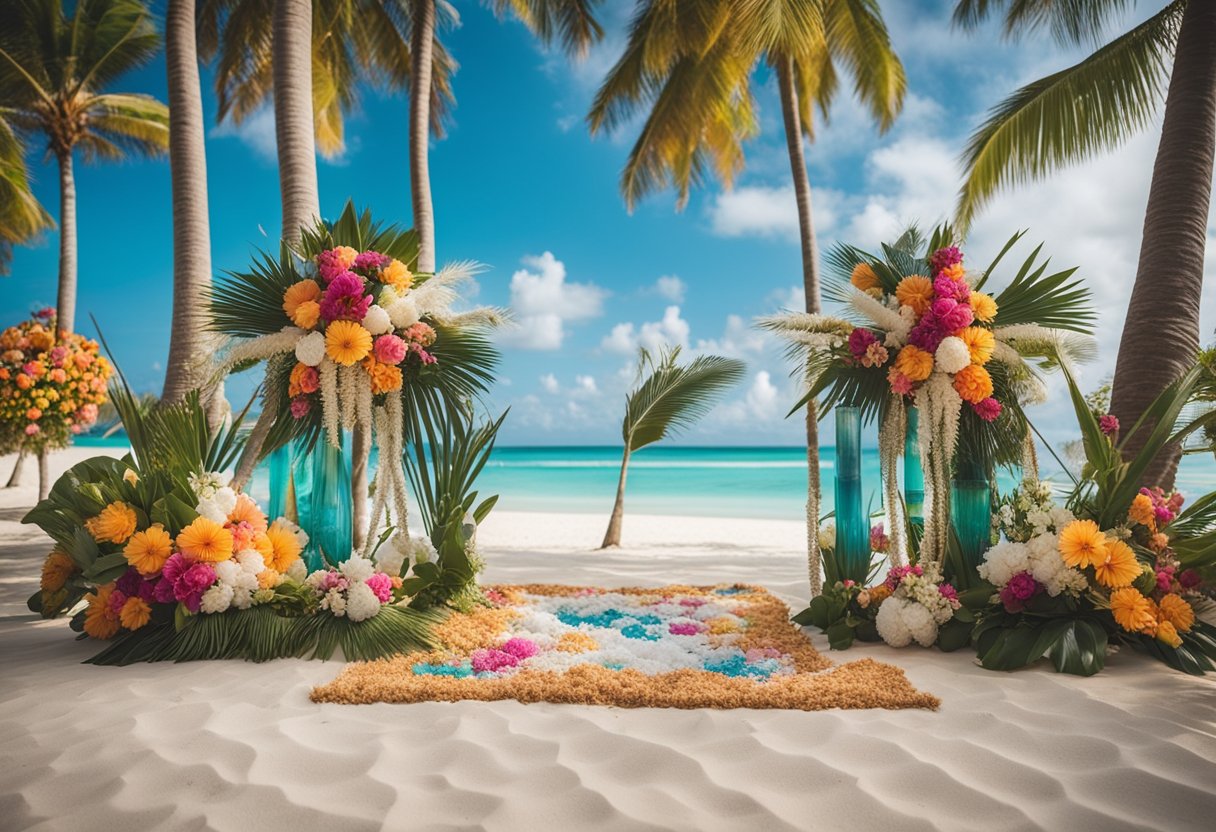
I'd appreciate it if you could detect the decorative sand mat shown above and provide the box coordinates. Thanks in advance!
[312,584,939,710]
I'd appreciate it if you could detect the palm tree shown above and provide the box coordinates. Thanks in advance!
[952,0,1216,487]
[601,347,745,548]
[588,0,905,583]
[0,112,54,274]
[0,0,168,336]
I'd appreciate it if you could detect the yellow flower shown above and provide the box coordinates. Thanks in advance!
[176,517,234,562]
[83,585,120,639]
[119,596,152,630]
[251,531,276,565]
[894,345,934,382]
[84,501,138,544]
[1059,519,1107,569]
[958,326,995,365]
[895,275,934,316]
[291,300,321,330]
[282,279,321,319]
[850,262,880,292]
[1158,593,1194,633]
[124,524,174,575]
[40,550,76,593]
[1155,619,1182,648]
[264,520,303,572]
[969,292,998,323]
[1109,587,1156,633]
[228,493,268,534]
[257,569,282,590]
[1093,540,1140,589]
[952,364,994,404]
[1128,493,1156,529]
[325,320,373,366]
[381,259,414,292]
[122,468,140,486]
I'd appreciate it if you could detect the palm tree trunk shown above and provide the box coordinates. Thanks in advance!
[600,446,630,548]
[1111,0,1216,489]
[37,446,49,502]
[55,149,77,337]
[162,0,215,408]
[273,0,320,246]
[6,448,27,488]
[777,55,824,593]
[410,0,436,273]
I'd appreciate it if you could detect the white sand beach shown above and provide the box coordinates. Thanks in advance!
[2,447,1215,832]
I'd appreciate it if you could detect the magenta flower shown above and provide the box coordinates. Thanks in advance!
[354,251,390,272]
[930,297,974,333]
[471,648,520,673]
[365,572,393,602]
[848,327,879,361]
[1155,568,1175,593]
[153,576,177,604]
[869,523,889,553]
[319,272,373,322]
[108,589,128,616]
[412,344,437,365]
[669,622,701,636]
[373,333,407,365]
[500,637,539,659]
[316,249,351,282]
[290,396,312,419]
[115,568,142,596]
[972,397,1002,422]
[928,245,963,275]
[1098,414,1119,436]
[1179,569,1202,590]
[938,583,959,603]
[888,370,913,396]
[933,275,970,302]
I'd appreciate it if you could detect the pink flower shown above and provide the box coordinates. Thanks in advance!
[679,597,706,607]
[49,346,68,367]
[930,297,974,333]
[884,564,922,591]
[318,272,373,322]
[411,344,437,365]
[35,306,55,321]
[403,322,437,347]
[1179,569,1202,590]
[869,524,890,553]
[373,334,407,365]
[848,327,878,360]
[108,589,128,616]
[500,637,539,659]
[669,622,702,636]
[861,342,889,368]
[972,397,1002,422]
[316,248,353,282]
[938,583,959,604]
[1155,568,1175,593]
[24,424,39,436]
[888,369,913,396]
[365,572,393,602]
[1099,414,1119,436]
[354,251,390,272]
[290,396,312,419]
[471,648,519,673]
[928,246,962,275]
[907,313,944,353]
[933,275,969,302]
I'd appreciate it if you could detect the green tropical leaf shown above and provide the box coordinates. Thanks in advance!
[622,346,746,451]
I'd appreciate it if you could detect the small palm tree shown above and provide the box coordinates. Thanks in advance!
[601,347,745,548]
[0,0,168,335]
[952,0,1216,487]
[0,112,54,274]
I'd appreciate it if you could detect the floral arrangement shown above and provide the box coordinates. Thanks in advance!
[993,478,1074,543]
[792,522,897,649]
[762,226,1094,579]
[874,563,962,648]
[0,308,111,451]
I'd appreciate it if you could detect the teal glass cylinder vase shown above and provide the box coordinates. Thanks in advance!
[904,406,925,524]
[951,460,991,576]
[308,432,353,569]
[266,442,291,521]
[834,406,869,584]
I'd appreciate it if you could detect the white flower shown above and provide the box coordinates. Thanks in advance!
[876,597,913,647]
[200,583,234,614]
[322,587,347,616]
[188,471,227,500]
[376,544,406,578]
[977,540,1029,587]
[817,523,836,551]
[339,555,375,584]
[231,587,254,610]
[236,550,266,575]
[195,498,228,525]
[363,304,392,335]
[388,296,420,329]
[214,560,241,587]
[295,331,327,367]
[378,286,400,308]
[935,336,971,375]
[345,581,383,622]
[286,558,308,582]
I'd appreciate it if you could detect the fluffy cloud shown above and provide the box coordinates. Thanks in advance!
[501,252,607,350]
[211,108,277,162]
[601,305,690,354]
[653,275,686,302]
[539,373,560,394]
[695,314,767,358]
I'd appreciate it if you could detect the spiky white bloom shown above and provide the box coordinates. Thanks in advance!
[363,304,392,335]
[344,581,383,622]
[200,583,234,614]
[319,358,341,446]
[338,365,359,430]
[219,327,302,373]
[935,336,971,374]
[339,555,375,583]
[388,296,420,330]
[296,331,326,367]
[817,523,836,552]
[849,289,911,339]
[236,550,265,575]
[286,558,308,582]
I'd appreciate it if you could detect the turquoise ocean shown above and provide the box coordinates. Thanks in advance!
[74,436,1216,522]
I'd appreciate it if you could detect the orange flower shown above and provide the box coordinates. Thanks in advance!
[1093,540,1140,589]
[282,279,321,318]
[1059,519,1107,569]
[119,596,152,630]
[325,320,373,366]
[894,345,934,382]
[257,569,282,590]
[124,524,174,575]
[1155,619,1182,648]
[1128,493,1156,529]
[264,520,303,572]
[332,245,359,270]
[939,263,966,282]
[952,364,993,404]
[958,326,995,365]
[83,585,120,639]
[40,550,76,593]
[1158,593,1194,633]
[176,517,234,562]
[381,259,414,292]
[250,531,276,564]
[289,362,319,397]
[228,493,268,534]
[84,502,138,544]
[363,356,404,394]
[291,300,321,330]
[850,262,879,292]
[895,275,934,315]
[1109,587,1156,633]
[969,293,998,323]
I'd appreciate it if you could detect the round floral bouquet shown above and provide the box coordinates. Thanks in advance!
[874,564,961,648]
[792,522,899,649]
[0,308,111,451]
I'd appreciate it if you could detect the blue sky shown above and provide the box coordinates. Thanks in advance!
[4,0,1214,446]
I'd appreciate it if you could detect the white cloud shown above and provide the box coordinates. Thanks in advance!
[769,285,805,311]
[710,371,785,428]
[708,184,842,241]
[574,374,599,395]
[539,373,560,394]
[696,314,767,358]
[501,252,607,350]
[654,275,686,302]
[211,108,277,161]
[601,305,690,354]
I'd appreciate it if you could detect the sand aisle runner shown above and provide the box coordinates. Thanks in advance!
[312,583,939,710]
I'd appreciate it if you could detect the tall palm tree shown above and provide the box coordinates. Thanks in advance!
[0,113,54,275]
[600,347,745,548]
[0,0,168,336]
[952,0,1216,487]
[588,0,904,589]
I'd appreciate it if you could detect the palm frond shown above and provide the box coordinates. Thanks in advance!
[953,0,1139,48]
[822,0,905,133]
[622,347,746,450]
[989,241,1094,333]
[491,0,605,57]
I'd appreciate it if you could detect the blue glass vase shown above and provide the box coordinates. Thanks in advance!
[904,406,925,524]
[308,432,353,569]
[834,406,869,583]
[951,460,991,575]
[266,443,291,521]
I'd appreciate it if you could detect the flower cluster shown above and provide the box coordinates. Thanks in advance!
[285,247,436,420]
[993,479,1074,543]
[0,308,111,450]
[874,564,961,648]
[304,554,400,622]
[847,247,1002,421]
[67,475,307,639]
[978,532,1088,611]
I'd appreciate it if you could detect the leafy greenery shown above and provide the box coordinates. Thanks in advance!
[621,346,746,452]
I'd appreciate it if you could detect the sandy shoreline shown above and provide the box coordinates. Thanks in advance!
[2,447,1216,831]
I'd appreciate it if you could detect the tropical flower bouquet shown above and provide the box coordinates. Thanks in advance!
[792,522,896,648]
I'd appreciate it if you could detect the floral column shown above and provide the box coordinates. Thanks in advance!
[834,406,869,583]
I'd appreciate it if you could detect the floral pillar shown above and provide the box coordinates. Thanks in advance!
[834,406,869,583]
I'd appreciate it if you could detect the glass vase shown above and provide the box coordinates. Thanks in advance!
[266,442,291,521]
[904,406,925,524]
[308,431,353,569]
[834,406,869,583]
[951,460,991,576]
